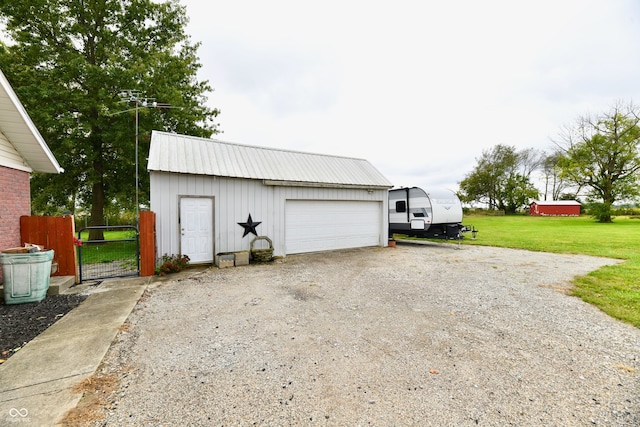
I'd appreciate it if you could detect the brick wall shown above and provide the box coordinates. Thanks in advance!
[0,165,31,283]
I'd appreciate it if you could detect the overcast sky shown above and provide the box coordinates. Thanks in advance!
[180,0,640,193]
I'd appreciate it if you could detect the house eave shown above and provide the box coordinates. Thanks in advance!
[0,69,63,174]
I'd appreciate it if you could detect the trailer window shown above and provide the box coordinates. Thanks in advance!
[396,201,406,212]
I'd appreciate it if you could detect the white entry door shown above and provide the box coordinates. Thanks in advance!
[180,197,213,263]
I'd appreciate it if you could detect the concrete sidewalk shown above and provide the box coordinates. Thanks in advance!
[0,277,151,426]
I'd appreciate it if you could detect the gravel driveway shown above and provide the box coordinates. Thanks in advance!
[96,243,639,426]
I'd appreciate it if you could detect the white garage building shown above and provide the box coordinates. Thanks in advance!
[148,131,393,264]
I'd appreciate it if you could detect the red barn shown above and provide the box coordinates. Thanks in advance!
[530,200,581,216]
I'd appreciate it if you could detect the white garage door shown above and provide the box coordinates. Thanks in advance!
[286,200,382,254]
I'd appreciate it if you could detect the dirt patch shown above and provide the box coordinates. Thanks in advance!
[60,371,122,426]
[538,282,574,295]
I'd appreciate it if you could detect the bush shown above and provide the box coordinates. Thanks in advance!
[465,208,506,216]
[587,202,614,223]
[155,254,190,276]
[612,206,640,216]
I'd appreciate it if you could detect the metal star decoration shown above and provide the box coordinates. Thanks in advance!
[238,214,262,237]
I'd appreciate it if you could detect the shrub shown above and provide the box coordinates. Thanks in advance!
[587,202,614,223]
[612,206,640,216]
[155,254,190,276]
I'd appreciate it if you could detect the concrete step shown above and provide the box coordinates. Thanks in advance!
[48,275,76,295]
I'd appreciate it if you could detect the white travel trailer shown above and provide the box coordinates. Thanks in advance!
[389,187,473,239]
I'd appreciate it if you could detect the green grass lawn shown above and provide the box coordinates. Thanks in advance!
[77,230,138,265]
[402,215,640,328]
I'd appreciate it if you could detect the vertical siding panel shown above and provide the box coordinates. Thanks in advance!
[219,178,229,251]
[163,174,172,255]
[176,174,189,255]
[166,172,180,257]
[267,185,276,249]
[276,186,286,255]
[191,175,199,195]
[230,178,239,250]
[224,178,232,251]
[149,173,160,254]
[157,173,168,255]
[151,173,166,257]
[218,178,228,251]
[168,173,179,257]
[214,176,220,251]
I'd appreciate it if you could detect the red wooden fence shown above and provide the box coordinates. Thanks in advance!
[20,213,158,282]
[20,215,77,280]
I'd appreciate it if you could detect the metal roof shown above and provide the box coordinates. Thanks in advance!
[531,200,581,205]
[0,68,63,174]
[148,131,393,189]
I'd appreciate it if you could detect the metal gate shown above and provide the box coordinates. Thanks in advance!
[77,225,140,283]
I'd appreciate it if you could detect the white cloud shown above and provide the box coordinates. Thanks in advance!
[182,0,640,192]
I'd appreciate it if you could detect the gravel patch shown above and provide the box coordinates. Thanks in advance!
[96,244,639,426]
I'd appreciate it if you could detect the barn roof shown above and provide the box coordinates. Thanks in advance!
[531,200,581,206]
[0,68,63,174]
[148,131,393,189]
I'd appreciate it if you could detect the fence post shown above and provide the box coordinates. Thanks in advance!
[139,211,157,277]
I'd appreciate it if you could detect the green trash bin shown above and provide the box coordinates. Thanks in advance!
[1,249,54,304]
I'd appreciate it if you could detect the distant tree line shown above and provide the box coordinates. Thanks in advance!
[458,101,640,222]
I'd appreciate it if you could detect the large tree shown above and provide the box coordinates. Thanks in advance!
[541,150,574,201]
[458,144,540,213]
[0,0,220,237]
[555,101,640,222]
